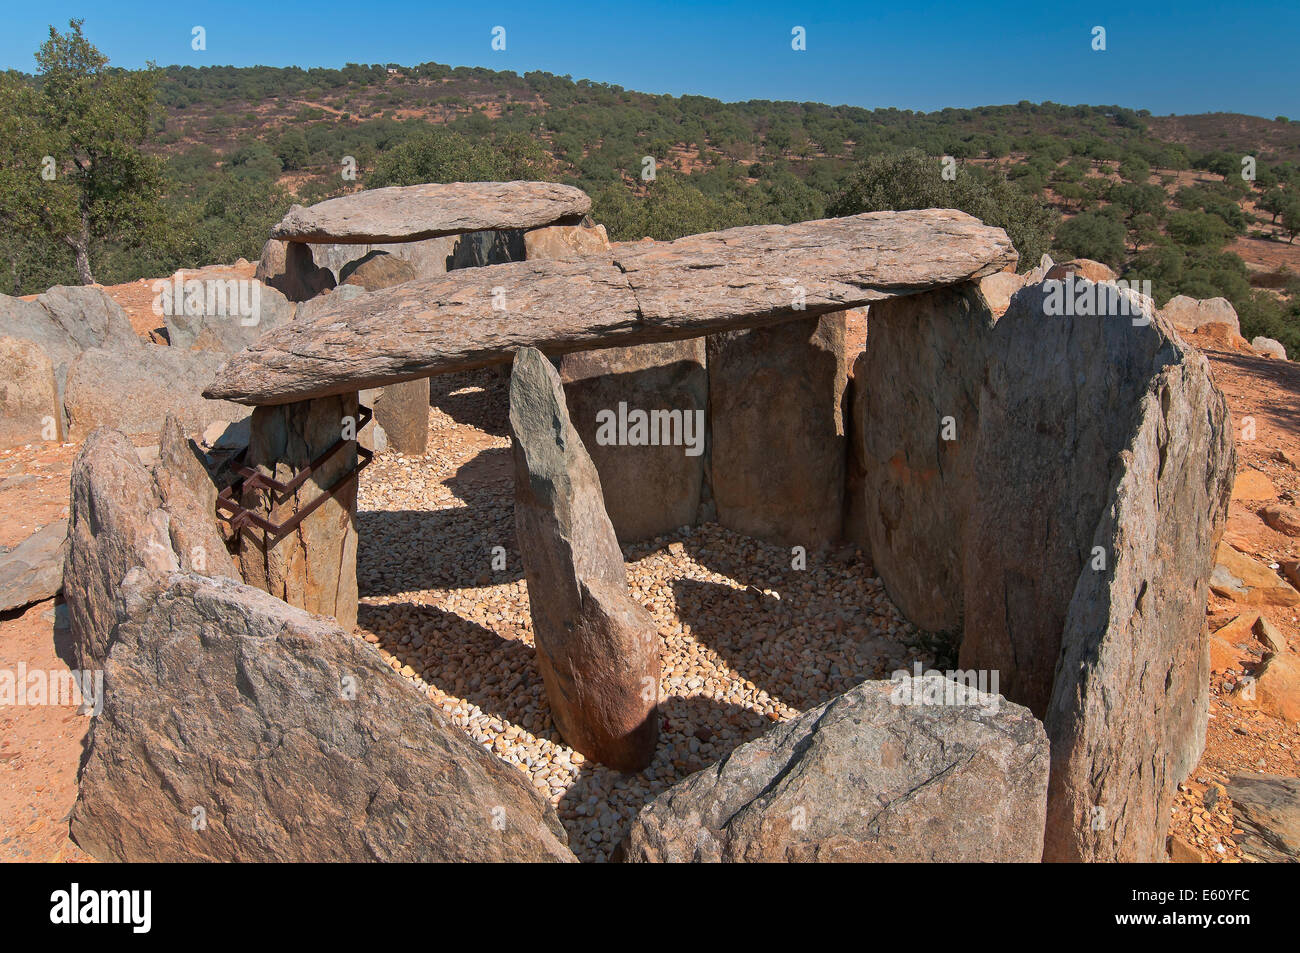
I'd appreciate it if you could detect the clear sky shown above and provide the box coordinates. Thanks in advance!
[2,1,1294,118]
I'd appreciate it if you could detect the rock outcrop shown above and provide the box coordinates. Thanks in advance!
[204,210,1018,405]
[559,339,708,542]
[509,347,660,771]
[0,286,139,421]
[1162,295,1240,336]
[707,313,848,549]
[1227,774,1300,863]
[270,181,591,243]
[70,570,575,862]
[64,345,248,441]
[616,675,1049,862]
[339,250,418,290]
[164,280,296,354]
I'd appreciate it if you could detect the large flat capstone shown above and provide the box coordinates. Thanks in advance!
[205,210,1016,405]
[269,181,591,244]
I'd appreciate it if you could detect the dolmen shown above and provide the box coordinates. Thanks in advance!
[58,183,1235,863]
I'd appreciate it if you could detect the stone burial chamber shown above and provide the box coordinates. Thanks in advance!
[62,181,1235,863]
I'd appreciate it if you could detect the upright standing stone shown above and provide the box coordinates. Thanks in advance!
[371,378,430,456]
[852,284,995,631]
[509,347,659,771]
[706,313,848,549]
[559,339,708,542]
[238,394,360,630]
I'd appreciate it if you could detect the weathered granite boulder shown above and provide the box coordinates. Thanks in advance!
[70,570,575,862]
[64,345,248,441]
[1227,774,1300,863]
[959,281,1235,862]
[525,223,610,260]
[1161,295,1240,336]
[854,284,996,631]
[509,347,659,771]
[164,280,295,354]
[559,339,708,542]
[616,675,1049,862]
[238,394,360,630]
[65,424,235,670]
[295,283,365,322]
[339,251,418,290]
[1046,259,1118,283]
[270,181,591,244]
[1252,336,1287,360]
[0,287,139,420]
[707,313,848,549]
[0,520,67,612]
[978,269,1024,315]
[0,335,61,445]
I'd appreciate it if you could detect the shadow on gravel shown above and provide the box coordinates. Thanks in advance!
[555,693,775,861]
[428,366,510,437]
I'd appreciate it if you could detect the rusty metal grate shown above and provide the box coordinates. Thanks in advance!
[216,405,374,544]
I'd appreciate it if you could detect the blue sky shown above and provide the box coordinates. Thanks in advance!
[2,1,1295,118]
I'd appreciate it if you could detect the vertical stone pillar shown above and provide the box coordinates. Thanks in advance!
[706,312,848,550]
[372,377,430,456]
[238,393,360,629]
[509,347,659,771]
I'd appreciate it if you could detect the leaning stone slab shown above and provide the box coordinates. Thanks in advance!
[510,347,660,771]
[958,281,1234,862]
[270,181,591,244]
[0,520,67,612]
[525,223,610,260]
[65,425,235,671]
[70,570,576,862]
[206,210,1017,405]
[707,313,848,549]
[559,339,708,542]
[615,675,1049,862]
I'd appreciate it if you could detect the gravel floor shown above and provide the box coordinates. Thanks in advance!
[355,367,930,862]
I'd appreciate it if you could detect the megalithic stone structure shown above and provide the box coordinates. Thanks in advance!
[236,393,362,630]
[508,347,660,771]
